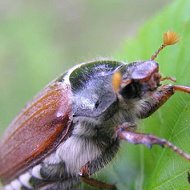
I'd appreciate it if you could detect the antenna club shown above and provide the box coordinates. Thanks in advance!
[150,31,180,60]
[163,31,180,46]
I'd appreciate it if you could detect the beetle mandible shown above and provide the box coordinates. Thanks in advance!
[1,31,190,190]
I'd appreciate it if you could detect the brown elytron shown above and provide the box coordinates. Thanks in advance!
[0,81,72,184]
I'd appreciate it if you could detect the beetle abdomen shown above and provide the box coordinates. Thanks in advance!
[4,165,42,190]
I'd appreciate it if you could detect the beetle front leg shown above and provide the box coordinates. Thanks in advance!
[117,125,190,161]
[139,84,190,118]
[79,163,116,190]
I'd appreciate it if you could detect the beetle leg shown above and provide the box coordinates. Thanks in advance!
[173,85,190,93]
[139,84,190,118]
[161,76,176,82]
[117,126,190,161]
[79,163,116,190]
[188,172,190,184]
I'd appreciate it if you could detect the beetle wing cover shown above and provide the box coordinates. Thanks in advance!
[0,81,72,183]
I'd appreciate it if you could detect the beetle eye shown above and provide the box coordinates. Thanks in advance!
[120,82,141,99]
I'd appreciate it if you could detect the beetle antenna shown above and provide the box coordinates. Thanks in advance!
[151,31,180,60]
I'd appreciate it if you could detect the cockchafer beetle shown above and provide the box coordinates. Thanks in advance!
[1,31,190,190]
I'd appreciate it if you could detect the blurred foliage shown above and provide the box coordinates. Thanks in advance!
[1,0,190,190]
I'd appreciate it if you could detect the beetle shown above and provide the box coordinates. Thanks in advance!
[1,31,190,190]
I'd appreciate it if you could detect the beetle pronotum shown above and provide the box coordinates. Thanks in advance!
[0,31,190,190]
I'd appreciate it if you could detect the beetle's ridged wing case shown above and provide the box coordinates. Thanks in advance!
[0,80,73,184]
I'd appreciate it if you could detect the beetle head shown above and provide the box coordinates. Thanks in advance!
[112,31,179,98]
[113,60,160,99]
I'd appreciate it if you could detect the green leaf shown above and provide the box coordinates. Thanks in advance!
[109,1,190,190]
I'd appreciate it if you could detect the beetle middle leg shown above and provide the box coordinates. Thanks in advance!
[79,163,116,190]
[116,123,190,161]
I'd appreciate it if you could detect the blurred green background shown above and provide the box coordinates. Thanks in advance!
[0,0,170,133]
[4,1,190,190]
